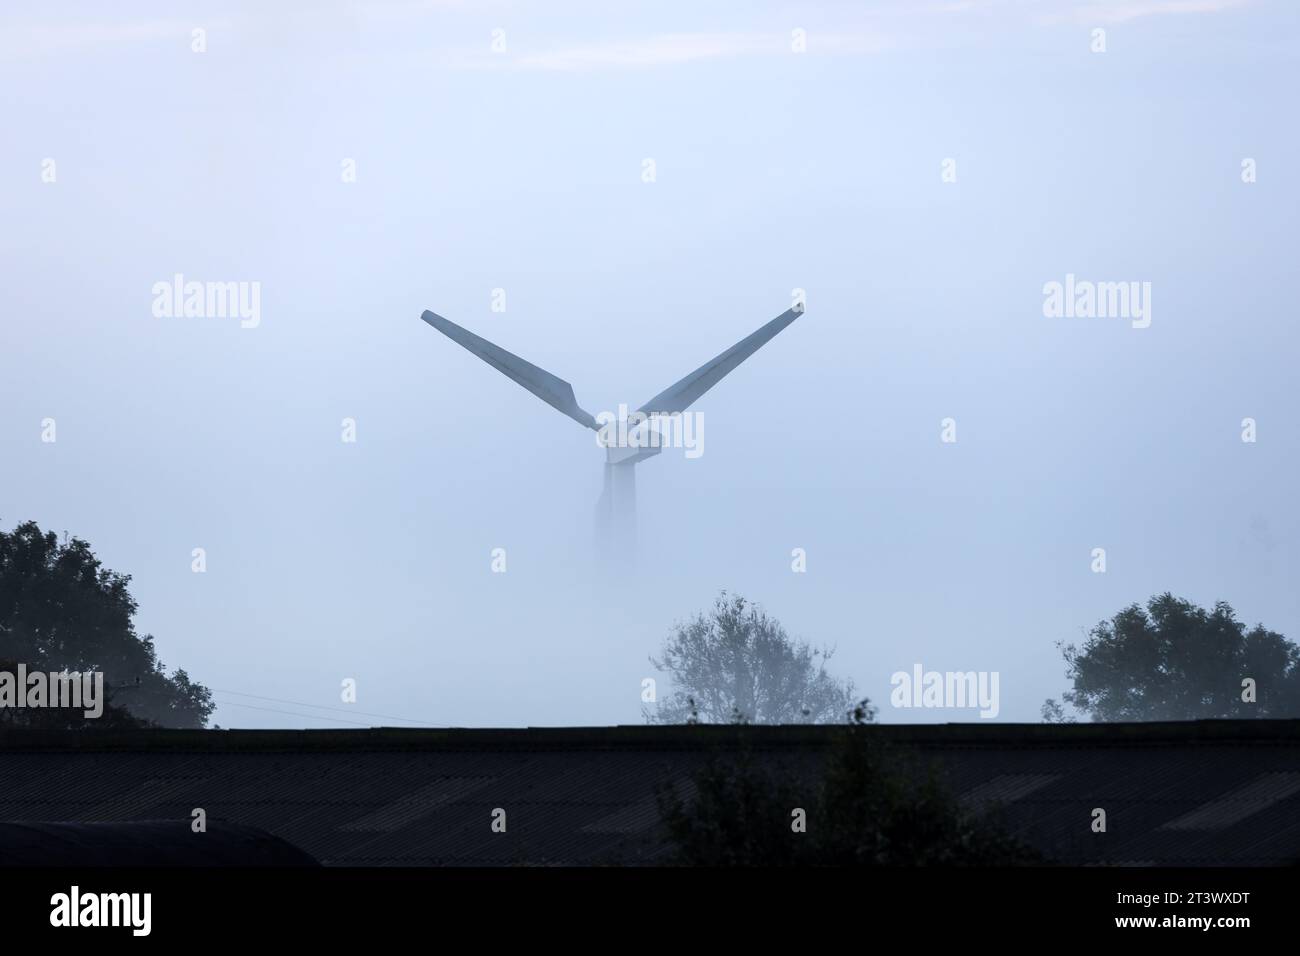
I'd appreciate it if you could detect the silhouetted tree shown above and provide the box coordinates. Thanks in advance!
[0,657,149,729]
[1043,593,1300,722]
[658,716,1040,865]
[0,521,214,728]
[645,592,862,725]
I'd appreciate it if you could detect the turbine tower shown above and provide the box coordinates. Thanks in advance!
[420,305,804,564]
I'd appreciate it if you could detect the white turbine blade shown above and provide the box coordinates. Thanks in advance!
[421,310,599,430]
[637,307,803,416]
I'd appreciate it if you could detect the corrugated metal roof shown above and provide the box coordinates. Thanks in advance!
[2,721,1298,866]
[959,772,1062,807]
[1160,772,1300,831]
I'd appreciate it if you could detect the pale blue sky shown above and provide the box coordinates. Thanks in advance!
[1,0,1296,727]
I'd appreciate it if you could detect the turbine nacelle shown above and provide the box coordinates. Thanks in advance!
[603,442,662,467]
[597,408,672,466]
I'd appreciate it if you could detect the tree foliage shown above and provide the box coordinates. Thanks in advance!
[0,521,214,728]
[657,722,1040,865]
[1043,593,1300,722]
[0,657,149,729]
[646,593,861,725]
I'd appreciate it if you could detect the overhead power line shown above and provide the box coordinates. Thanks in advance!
[209,688,433,726]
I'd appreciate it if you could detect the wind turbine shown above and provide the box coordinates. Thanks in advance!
[419,305,804,564]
